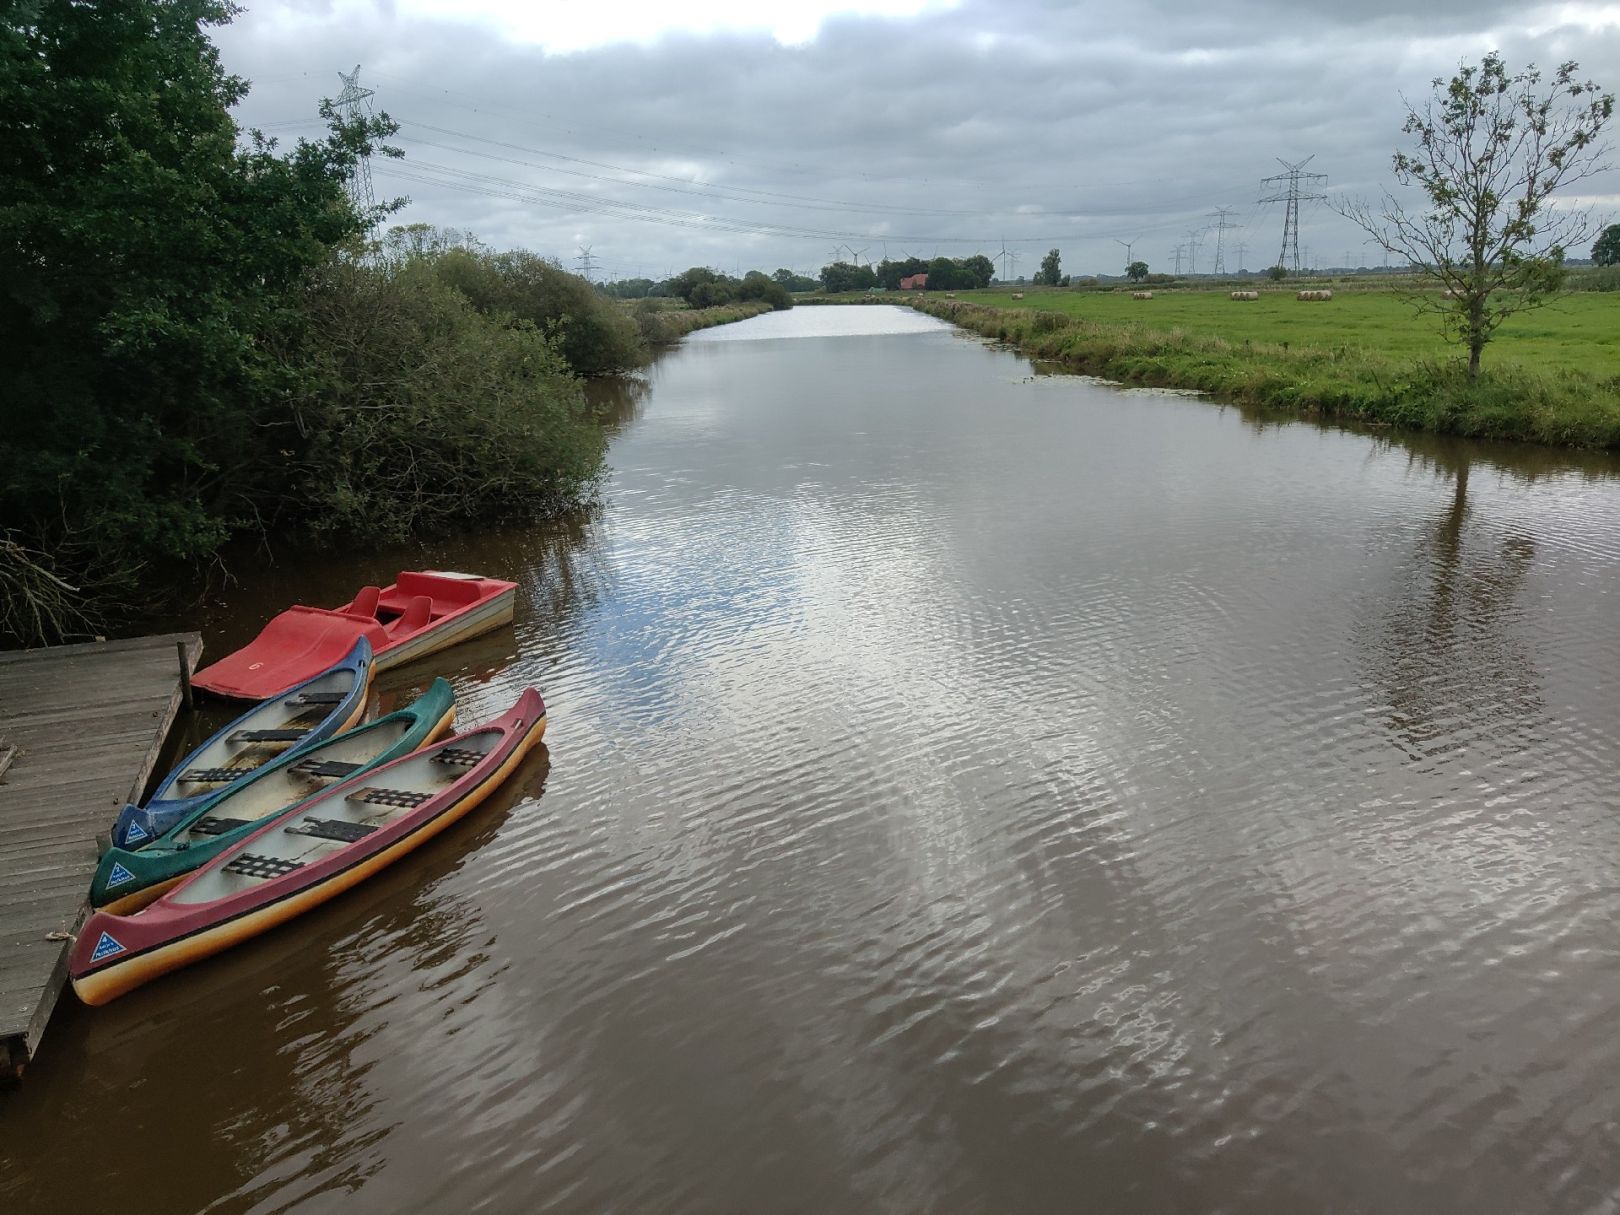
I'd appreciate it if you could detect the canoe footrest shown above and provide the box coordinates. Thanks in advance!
[288,758,364,780]
[189,816,254,837]
[222,853,305,879]
[230,728,309,744]
[285,817,378,844]
[285,691,346,707]
[431,747,486,768]
[180,767,250,784]
[346,786,432,809]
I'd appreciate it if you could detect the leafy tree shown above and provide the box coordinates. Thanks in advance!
[381,223,481,262]
[960,254,996,288]
[668,266,723,302]
[1126,260,1149,282]
[772,268,819,291]
[660,266,793,309]
[1036,248,1062,286]
[738,270,792,310]
[876,256,929,290]
[1267,265,1289,281]
[819,261,877,293]
[0,0,399,621]
[1594,224,1620,266]
[926,257,967,290]
[1344,52,1613,380]
[600,277,656,299]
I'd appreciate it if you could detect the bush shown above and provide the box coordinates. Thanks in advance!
[427,248,647,375]
[275,258,607,542]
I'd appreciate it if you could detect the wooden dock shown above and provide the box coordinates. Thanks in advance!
[0,633,200,1079]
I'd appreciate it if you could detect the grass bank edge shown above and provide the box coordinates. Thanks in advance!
[909,297,1620,450]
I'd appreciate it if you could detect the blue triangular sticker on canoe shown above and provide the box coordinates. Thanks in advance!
[106,862,135,888]
[89,932,126,963]
[124,820,148,843]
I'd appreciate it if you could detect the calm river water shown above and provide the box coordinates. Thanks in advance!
[6,305,1620,1214]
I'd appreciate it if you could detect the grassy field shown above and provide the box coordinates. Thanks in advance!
[950,287,1620,377]
[907,289,1620,449]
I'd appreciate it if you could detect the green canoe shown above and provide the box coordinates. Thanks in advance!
[90,679,457,913]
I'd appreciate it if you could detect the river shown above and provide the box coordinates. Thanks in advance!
[5,304,1620,1214]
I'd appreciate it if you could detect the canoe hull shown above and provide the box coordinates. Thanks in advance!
[110,639,374,851]
[90,681,457,909]
[71,691,545,1006]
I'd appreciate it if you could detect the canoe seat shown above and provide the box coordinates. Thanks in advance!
[346,786,432,809]
[350,585,382,619]
[190,816,254,837]
[180,766,252,784]
[431,747,486,768]
[288,757,364,780]
[222,853,305,879]
[285,817,378,844]
[388,595,433,635]
[230,728,309,744]
[284,691,346,707]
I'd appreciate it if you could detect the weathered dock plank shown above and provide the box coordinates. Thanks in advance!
[0,632,200,1079]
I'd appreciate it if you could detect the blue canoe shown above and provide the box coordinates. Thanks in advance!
[110,638,374,850]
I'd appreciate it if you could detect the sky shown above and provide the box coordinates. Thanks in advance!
[213,0,1620,280]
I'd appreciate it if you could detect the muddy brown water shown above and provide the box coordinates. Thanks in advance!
[5,305,1620,1214]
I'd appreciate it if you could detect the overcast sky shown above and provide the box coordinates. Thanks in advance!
[213,0,1620,280]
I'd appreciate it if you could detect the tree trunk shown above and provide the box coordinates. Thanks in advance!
[1467,296,1486,383]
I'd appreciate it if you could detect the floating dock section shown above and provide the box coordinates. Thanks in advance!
[0,633,199,1079]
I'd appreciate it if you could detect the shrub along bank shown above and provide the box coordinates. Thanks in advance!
[909,297,1620,449]
[629,299,776,345]
[0,4,769,645]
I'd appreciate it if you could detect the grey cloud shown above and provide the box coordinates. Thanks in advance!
[215,0,1620,278]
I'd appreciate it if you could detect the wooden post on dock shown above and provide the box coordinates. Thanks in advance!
[178,638,195,711]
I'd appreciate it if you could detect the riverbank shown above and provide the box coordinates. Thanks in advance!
[907,294,1620,449]
[633,299,777,344]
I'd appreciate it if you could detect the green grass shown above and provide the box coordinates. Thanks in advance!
[907,291,1620,450]
[950,287,1620,377]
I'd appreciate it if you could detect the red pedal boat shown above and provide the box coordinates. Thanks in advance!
[194,570,517,700]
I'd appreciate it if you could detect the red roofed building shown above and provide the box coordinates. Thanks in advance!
[899,273,929,290]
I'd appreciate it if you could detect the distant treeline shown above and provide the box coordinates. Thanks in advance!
[602,267,815,301]
[818,255,998,293]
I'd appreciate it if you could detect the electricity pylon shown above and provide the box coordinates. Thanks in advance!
[334,65,376,222]
[1259,156,1328,273]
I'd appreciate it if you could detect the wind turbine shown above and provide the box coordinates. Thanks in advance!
[1112,236,1140,278]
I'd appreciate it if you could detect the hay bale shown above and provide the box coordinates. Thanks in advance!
[1132,291,1153,300]
[1011,292,1024,300]
[1295,289,1333,302]
[1230,291,1259,301]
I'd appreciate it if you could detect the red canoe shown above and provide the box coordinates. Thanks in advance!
[194,570,518,700]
